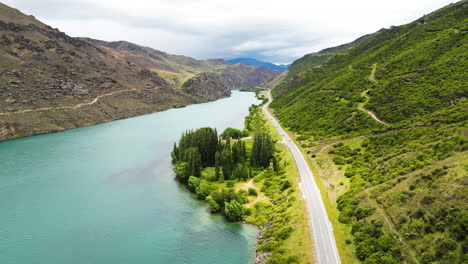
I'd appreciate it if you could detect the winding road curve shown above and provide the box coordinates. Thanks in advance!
[262,91,341,264]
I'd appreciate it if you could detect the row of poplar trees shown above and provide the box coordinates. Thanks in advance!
[172,127,274,182]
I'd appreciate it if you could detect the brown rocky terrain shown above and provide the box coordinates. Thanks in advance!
[182,72,231,101]
[0,3,279,141]
[81,38,280,89]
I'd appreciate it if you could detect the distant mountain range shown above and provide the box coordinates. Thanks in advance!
[227,58,289,71]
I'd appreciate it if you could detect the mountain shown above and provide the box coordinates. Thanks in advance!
[270,1,467,263]
[269,31,378,94]
[227,58,289,71]
[0,3,279,141]
[81,38,280,89]
[182,72,230,101]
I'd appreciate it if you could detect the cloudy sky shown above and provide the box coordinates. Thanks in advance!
[3,0,455,64]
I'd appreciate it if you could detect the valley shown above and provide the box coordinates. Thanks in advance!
[0,3,279,140]
[0,1,466,264]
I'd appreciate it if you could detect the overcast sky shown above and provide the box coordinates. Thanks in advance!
[3,0,455,64]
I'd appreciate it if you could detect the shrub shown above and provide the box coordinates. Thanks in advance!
[224,200,244,221]
[333,157,346,165]
[206,196,220,212]
[220,127,243,139]
[248,188,258,196]
[281,180,292,191]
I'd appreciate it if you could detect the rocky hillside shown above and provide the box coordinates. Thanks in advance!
[81,38,280,89]
[0,3,203,141]
[0,3,276,141]
[270,1,467,264]
[182,73,230,101]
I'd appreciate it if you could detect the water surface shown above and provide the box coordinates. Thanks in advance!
[0,91,260,264]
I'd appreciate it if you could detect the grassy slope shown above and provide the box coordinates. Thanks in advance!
[272,1,467,137]
[271,30,377,98]
[270,1,467,264]
[83,38,278,89]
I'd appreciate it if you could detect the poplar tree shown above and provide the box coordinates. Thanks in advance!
[250,132,274,168]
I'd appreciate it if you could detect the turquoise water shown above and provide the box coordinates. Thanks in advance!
[0,91,260,264]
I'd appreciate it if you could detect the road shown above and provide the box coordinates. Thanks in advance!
[262,91,341,264]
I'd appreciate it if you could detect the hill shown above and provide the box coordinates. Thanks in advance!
[82,38,280,89]
[0,3,278,141]
[270,1,468,263]
[227,58,289,71]
[271,31,377,95]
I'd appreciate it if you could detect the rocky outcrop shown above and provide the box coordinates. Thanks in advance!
[182,72,230,101]
[219,64,278,89]
[254,221,272,264]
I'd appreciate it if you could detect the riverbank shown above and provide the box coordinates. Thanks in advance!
[0,91,260,264]
[0,86,201,141]
[171,93,314,263]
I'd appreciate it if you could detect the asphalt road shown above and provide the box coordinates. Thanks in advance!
[262,91,341,264]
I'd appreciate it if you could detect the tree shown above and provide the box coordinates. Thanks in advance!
[224,200,244,221]
[220,127,242,139]
[175,162,190,182]
[206,196,220,212]
[220,146,233,179]
[188,176,201,192]
[183,147,202,177]
[250,132,274,168]
[232,140,247,164]
[175,127,218,167]
[195,182,211,200]
[232,162,250,180]
[272,156,279,173]
[215,151,222,180]
[171,143,179,163]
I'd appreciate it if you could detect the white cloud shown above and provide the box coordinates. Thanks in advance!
[3,0,455,63]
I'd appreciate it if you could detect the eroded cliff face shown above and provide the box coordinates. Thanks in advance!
[182,73,231,101]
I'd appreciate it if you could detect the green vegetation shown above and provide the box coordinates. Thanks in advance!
[272,1,467,138]
[269,2,468,263]
[238,87,267,93]
[172,125,275,220]
[172,103,314,263]
[219,127,249,139]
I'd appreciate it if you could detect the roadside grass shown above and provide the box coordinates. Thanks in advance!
[260,105,315,263]
[266,105,357,264]
[189,102,315,264]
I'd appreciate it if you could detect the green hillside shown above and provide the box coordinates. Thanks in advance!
[272,31,377,97]
[270,1,468,263]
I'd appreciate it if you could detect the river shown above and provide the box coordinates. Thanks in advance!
[0,90,260,264]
